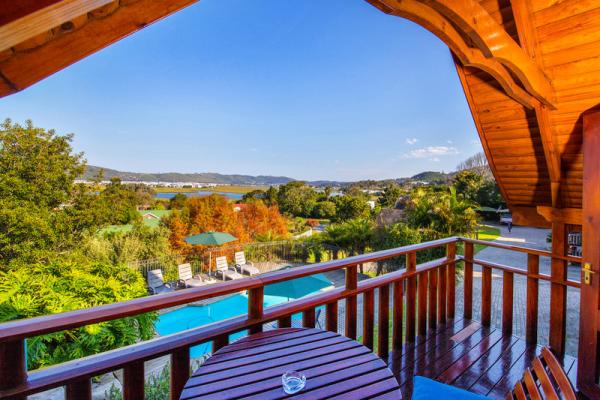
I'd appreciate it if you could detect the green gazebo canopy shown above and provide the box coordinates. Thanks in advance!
[184,232,237,246]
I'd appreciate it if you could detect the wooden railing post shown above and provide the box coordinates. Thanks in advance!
[437,263,447,326]
[392,280,404,352]
[363,289,374,350]
[526,254,539,344]
[123,361,144,400]
[0,340,27,400]
[248,287,264,334]
[550,222,568,357]
[481,266,492,327]
[170,348,190,400]
[446,242,456,319]
[378,285,390,359]
[66,379,91,400]
[428,270,437,330]
[417,272,428,336]
[345,265,358,340]
[212,335,228,353]
[326,301,338,333]
[502,271,514,336]
[463,241,474,319]
[406,252,417,342]
[302,308,316,328]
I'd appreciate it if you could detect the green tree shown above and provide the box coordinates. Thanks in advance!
[242,190,266,203]
[333,195,370,221]
[277,181,318,217]
[378,184,402,208]
[169,193,187,210]
[314,201,337,219]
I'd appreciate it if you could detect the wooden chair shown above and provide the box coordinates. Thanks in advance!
[506,347,576,400]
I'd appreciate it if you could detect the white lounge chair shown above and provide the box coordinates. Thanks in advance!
[177,263,206,288]
[215,256,243,280]
[234,251,260,276]
[147,269,174,295]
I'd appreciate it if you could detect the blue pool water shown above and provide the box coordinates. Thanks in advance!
[155,276,331,358]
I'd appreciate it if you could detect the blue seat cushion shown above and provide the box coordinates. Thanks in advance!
[412,376,490,399]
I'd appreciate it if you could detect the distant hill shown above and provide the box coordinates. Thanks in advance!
[410,171,451,184]
[83,166,349,187]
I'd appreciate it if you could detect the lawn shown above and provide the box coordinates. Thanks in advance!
[474,224,501,253]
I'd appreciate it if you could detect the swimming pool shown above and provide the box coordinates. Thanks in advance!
[154,274,331,358]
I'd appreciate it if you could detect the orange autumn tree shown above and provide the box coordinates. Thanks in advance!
[165,195,289,253]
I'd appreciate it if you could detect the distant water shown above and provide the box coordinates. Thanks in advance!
[155,191,243,200]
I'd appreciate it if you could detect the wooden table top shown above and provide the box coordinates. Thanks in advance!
[180,327,402,399]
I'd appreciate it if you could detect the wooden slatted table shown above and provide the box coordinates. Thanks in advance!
[180,327,402,399]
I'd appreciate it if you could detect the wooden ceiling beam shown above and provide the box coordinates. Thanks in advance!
[367,0,536,109]
[510,0,562,206]
[0,0,198,97]
[420,0,556,109]
[537,206,581,225]
[0,0,116,53]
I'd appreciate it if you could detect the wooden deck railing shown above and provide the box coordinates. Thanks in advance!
[0,236,582,400]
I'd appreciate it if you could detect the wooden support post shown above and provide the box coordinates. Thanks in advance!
[526,254,539,344]
[378,284,390,359]
[446,242,456,319]
[170,348,190,400]
[248,287,264,334]
[437,264,447,326]
[464,242,474,319]
[392,280,404,351]
[428,269,437,330]
[550,222,567,357]
[212,335,228,353]
[278,315,292,328]
[345,265,358,340]
[578,109,600,396]
[66,379,92,400]
[406,252,417,342]
[502,271,514,336]
[123,361,144,400]
[481,266,492,327]
[303,308,316,328]
[326,301,338,333]
[417,272,428,336]
[363,289,374,350]
[0,340,27,400]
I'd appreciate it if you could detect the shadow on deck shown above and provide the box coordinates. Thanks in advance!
[388,318,578,399]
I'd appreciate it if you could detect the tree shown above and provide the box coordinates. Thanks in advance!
[378,184,402,208]
[0,119,84,208]
[241,190,266,203]
[169,193,187,210]
[277,181,318,217]
[333,195,370,221]
[453,170,484,203]
[456,151,492,178]
[314,201,337,219]
[238,201,289,241]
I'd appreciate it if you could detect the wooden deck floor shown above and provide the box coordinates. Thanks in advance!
[387,318,578,399]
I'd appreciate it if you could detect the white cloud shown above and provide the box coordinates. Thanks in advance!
[430,157,440,162]
[403,146,459,159]
[405,138,418,145]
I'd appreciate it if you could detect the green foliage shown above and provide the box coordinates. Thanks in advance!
[378,184,402,208]
[169,193,188,210]
[453,169,502,208]
[332,195,370,221]
[277,181,318,217]
[0,260,156,370]
[313,201,337,219]
[405,186,478,236]
[106,365,170,400]
[241,189,266,203]
[0,119,84,208]
[322,218,374,256]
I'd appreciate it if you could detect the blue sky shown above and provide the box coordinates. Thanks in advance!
[0,0,481,181]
